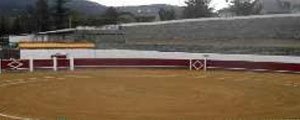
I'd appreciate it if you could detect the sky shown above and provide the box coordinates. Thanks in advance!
[89,0,229,10]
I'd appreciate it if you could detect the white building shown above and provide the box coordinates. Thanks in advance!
[259,0,300,14]
[9,34,35,43]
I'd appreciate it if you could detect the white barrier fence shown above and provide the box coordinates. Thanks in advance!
[2,50,300,74]
[0,57,76,74]
[0,57,209,74]
[20,49,300,64]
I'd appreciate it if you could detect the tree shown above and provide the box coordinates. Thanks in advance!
[53,0,70,29]
[229,0,262,16]
[118,12,136,23]
[11,16,23,34]
[69,10,85,28]
[35,0,50,32]
[158,8,176,21]
[135,16,156,22]
[183,0,213,18]
[102,7,119,25]
[0,17,3,36]
[0,16,8,36]
[22,14,35,33]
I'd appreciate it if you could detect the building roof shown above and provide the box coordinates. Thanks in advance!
[37,28,76,35]
[282,0,300,5]
[37,26,123,35]
[259,0,300,14]
[259,0,285,14]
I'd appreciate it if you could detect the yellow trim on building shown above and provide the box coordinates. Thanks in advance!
[19,42,95,49]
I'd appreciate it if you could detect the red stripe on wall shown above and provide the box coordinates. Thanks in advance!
[34,60,53,68]
[209,60,300,71]
[58,59,70,67]
[74,58,189,67]
[1,60,29,69]
[1,58,300,73]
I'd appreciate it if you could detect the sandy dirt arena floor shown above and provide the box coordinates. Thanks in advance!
[0,69,300,120]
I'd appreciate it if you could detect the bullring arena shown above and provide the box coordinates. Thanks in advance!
[1,50,300,120]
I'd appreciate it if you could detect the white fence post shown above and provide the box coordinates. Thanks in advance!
[203,55,209,72]
[189,59,192,71]
[0,59,2,74]
[53,57,57,71]
[204,57,207,71]
[70,57,74,71]
[29,58,34,72]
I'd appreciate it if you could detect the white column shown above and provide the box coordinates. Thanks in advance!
[203,55,209,72]
[29,58,34,72]
[189,59,192,71]
[0,59,2,74]
[204,58,207,71]
[69,57,74,71]
[53,57,57,71]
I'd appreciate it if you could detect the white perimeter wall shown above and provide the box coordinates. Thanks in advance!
[9,35,35,43]
[20,49,300,64]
